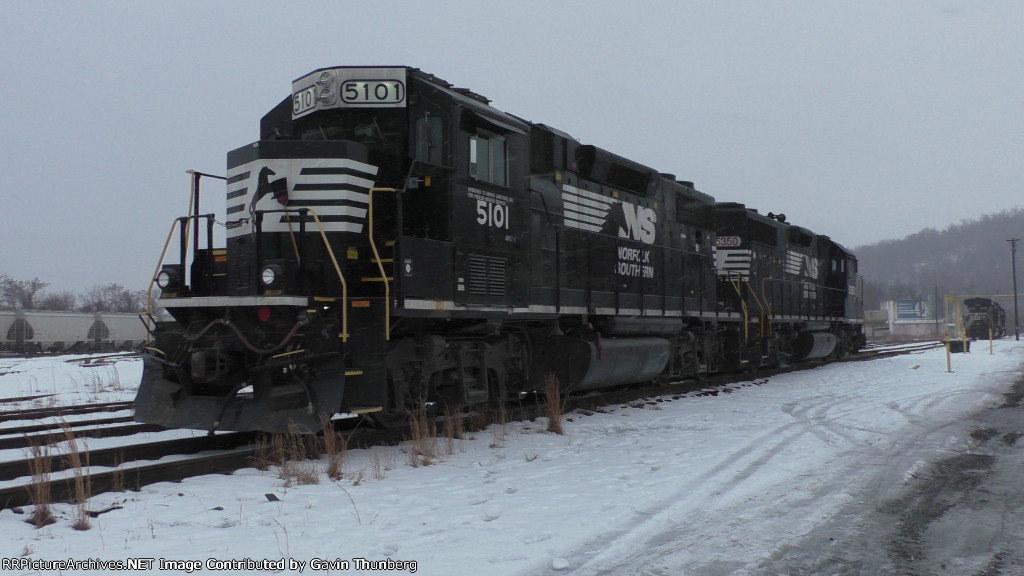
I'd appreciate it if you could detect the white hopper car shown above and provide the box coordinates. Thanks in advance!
[0,310,147,353]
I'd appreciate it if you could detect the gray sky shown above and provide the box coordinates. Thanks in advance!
[2,1,1021,291]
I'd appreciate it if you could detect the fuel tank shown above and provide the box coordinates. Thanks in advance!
[791,331,837,361]
[533,335,670,392]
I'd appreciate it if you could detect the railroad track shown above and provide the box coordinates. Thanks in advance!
[0,421,407,511]
[0,393,56,405]
[0,418,164,451]
[0,398,146,451]
[0,431,259,510]
[0,340,948,511]
[0,401,134,424]
[62,352,140,366]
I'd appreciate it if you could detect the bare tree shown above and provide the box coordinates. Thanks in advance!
[0,275,50,309]
[37,291,78,311]
[79,283,146,313]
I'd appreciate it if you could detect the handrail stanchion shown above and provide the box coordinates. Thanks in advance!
[368,187,396,340]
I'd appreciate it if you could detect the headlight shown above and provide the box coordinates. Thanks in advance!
[260,264,281,287]
[156,271,172,289]
[155,266,181,290]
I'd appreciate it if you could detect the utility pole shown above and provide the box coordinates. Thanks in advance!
[1009,238,1020,341]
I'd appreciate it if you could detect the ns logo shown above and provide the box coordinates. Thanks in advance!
[617,202,657,244]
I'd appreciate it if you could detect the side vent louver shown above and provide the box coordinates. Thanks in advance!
[467,255,507,297]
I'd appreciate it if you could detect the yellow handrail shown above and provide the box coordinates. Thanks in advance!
[145,219,181,346]
[304,208,348,341]
[147,207,350,341]
[730,275,749,343]
[367,187,396,340]
[745,279,766,339]
[761,276,774,336]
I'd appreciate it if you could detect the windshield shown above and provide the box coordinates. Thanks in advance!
[295,109,406,157]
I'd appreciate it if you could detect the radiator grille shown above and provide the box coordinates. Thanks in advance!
[467,255,507,297]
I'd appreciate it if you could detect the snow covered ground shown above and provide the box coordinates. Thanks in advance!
[0,342,1022,575]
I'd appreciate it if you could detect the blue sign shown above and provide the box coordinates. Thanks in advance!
[896,299,926,319]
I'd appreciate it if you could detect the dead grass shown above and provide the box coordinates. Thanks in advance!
[318,413,346,481]
[443,406,465,455]
[25,442,54,528]
[252,434,274,471]
[407,405,438,467]
[110,451,125,492]
[545,373,564,435]
[277,426,320,486]
[490,402,509,449]
[60,422,91,530]
[369,445,399,480]
[468,409,489,432]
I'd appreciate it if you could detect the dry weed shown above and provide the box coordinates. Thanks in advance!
[490,402,509,449]
[545,373,564,435]
[369,444,400,481]
[278,426,320,486]
[110,451,125,492]
[60,422,91,530]
[318,413,346,481]
[382,444,398,474]
[26,442,54,527]
[406,405,440,467]
[442,406,466,457]
[252,434,275,471]
[369,450,385,480]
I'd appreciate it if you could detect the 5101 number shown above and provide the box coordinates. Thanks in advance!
[476,199,510,229]
[342,80,405,104]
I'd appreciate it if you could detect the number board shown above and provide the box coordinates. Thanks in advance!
[342,80,405,105]
[292,67,407,119]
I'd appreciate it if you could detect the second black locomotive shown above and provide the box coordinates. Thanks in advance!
[964,297,1006,340]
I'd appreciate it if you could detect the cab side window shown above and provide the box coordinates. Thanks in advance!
[415,114,444,165]
[469,133,507,186]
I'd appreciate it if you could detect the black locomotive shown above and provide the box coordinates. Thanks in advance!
[963,297,1006,340]
[135,66,864,433]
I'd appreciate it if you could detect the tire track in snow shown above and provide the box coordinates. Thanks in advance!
[537,414,825,575]
[529,377,964,575]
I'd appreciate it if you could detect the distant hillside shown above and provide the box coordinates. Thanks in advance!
[856,208,1024,310]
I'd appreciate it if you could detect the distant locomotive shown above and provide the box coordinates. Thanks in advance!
[135,66,864,433]
[963,297,1006,339]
